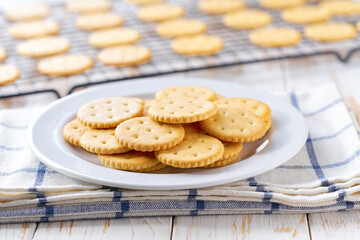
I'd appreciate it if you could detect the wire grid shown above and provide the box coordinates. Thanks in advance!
[1,0,360,99]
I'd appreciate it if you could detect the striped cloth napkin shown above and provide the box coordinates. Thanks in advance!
[1,83,360,223]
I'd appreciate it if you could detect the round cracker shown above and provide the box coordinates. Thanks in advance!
[249,27,301,48]
[97,45,151,66]
[77,97,144,128]
[142,99,157,116]
[5,4,51,21]
[0,47,7,62]
[281,5,330,25]
[155,86,217,101]
[0,65,20,86]
[204,154,239,168]
[223,9,272,30]
[9,21,59,39]
[199,107,268,142]
[66,0,111,14]
[63,119,90,146]
[148,99,217,124]
[37,54,93,76]
[304,22,357,42]
[76,13,124,31]
[89,28,141,48]
[17,37,71,58]
[156,19,207,38]
[155,133,224,168]
[198,0,246,15]
[214,98,271,121]
[99,151,161,171]
[126,0,165,5]
[260,0,304,9]
[171,34,224,55]
[137,4,185,22]
[80,129,130,154]
[321,0,360,16]
[115,116,185,152]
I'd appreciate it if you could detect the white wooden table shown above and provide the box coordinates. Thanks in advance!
[2,54,360,239]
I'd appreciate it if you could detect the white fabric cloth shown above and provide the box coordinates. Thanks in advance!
[1,84,360,223]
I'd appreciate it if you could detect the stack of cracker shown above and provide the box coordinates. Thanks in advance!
[63,86,271,172]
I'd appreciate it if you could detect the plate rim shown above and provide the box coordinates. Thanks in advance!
[27,77,308,190]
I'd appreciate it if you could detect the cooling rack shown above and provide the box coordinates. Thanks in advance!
[1,0,360,99]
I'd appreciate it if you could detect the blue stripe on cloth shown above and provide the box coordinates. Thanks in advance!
[5,201,360,218]
[346,201,354,209]
[328,184,337,192]
[278,148,360,169]
[188,189,197,201]
[0,123,27,129]
[247,177,257,186]
[188,189,200,215]
[0,145,27,151]
[0,168,58,177]
[336,189,346,203]
[109,188,123,218]
[303,98,343,117]
[290,93,329,186]
[247,178,273,204]
[309,123,354,142]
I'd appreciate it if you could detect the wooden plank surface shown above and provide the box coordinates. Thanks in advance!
[32,217,172,240]
[309,211,360,240]
[0,223,37,240]
[172,214,310,240]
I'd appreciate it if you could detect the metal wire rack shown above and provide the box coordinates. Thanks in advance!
[1,0,360,99]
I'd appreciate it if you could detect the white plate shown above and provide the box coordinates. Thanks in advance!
[28,77,308,190]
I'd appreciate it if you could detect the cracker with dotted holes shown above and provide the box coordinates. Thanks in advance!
[0,47,7,62]
[203,141,243,168]
[76,13,124,31]
[37,54,94,77]
[182,123,204,134]
[223,9,273,30]
[156,19,207,38]
[77,97,144,128]
[63,119,90,146]
[80,129,131,154]
[137,4,185,22]
[89,28,141,48]
[264,119,272,132]
[142,99,157,116]
[9,21,59,40]
[155,86,217,101]
[171,35,224,56]
[199,107,267,142]
[214,98,271,121]
[220,141,243,161]
[98,151,163,172]
[97,45,151,66]
[155,133,224,168]
[66,0,111,14]
[115,116,185,152]
[5,4,51,22]
[281,5,330,25]
[260,0,304,10]
[320,0,360,16]
[204,153,239,168]
[17,37,71,58]
[249,27,301,48]
[198,0,246,15]
[0,65,21,86]
[304,22,356,42]
[148,99,217,124]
